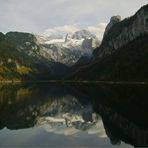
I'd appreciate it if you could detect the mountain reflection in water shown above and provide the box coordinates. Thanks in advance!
[0,83,147,147]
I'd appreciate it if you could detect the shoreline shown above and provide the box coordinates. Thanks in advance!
[0,80,148,85]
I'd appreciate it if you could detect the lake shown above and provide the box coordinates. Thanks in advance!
[0,83,148,147]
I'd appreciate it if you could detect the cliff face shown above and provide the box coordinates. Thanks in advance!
[71,34,148,81]
[70,4,148,81]
[6,32,40,57]
[94,4,148,57]
[103,15,122,37]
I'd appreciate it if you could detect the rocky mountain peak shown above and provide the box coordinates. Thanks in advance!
[110,15,122,22]
[65,33,73,42]
[94,4,148,58]
[72,29,96,40]
[37,29,100,65]
[104,15,122,37]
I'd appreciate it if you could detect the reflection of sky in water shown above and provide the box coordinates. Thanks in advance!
[35,95,107,137]
[37,115,107,137]
[0,84,137,147]
[0,127,132,147]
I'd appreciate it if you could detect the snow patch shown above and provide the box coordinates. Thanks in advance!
[45,39,65,44]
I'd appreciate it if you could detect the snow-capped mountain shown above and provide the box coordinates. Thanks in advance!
[36,30,100,65]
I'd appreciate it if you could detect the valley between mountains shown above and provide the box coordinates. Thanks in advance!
[0,4,148,82]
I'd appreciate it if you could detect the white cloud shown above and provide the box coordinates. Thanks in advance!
[0,0,147,33]
[40,23,107,41]
[42,25,79,36]
[87,23,107,40]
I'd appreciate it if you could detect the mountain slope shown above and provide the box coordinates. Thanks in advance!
[0,32,68,81]
[94,4,148,58]
[70,4,148,81]
[71,34,148,81]
[0,32,23,81]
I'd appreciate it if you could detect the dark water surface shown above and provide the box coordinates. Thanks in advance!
[0,83,148,147]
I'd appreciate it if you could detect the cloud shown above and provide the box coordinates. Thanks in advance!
[87,23,107,40]
[0,0,147,33]
[40,23,107,41]
[42,25,79,36]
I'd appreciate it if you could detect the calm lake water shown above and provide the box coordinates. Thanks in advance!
[0,83,148,147]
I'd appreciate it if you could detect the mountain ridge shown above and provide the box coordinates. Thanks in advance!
[0,4,148,82]
[0,32,68,81]
[70,4,148,81]
[93,4,148,58]
[37,29,100,65]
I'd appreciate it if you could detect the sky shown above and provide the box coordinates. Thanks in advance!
[0,0,147,39]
